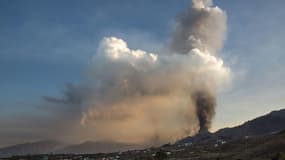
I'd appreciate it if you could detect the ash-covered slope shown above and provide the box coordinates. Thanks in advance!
[178,108,285,144]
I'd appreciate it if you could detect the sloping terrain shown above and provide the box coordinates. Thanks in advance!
[0,140,65,158]
[57,141,142,154]
[1,108,285,158]
[215,109,285,140]
[5,130,285,160]
[179,108,285,144]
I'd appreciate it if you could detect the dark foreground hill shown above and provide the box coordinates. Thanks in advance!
[166,129,285,160]
[178,108,285,144]
[215,108,285,139]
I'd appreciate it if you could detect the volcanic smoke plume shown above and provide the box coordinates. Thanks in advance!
[45,0,231,145]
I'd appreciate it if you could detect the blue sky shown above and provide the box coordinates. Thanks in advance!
[0,0,285,145]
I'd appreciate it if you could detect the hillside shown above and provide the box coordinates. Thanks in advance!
[57,141,142,154]
[0,140,65,158]
[178,108,285,144]
[5,129,285,160]
[215,109,285,140]
[1,108,285,158]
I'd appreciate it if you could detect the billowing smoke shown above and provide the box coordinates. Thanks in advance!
[170,0,228,132]
[45,0,231,145]
[171,0,226,55]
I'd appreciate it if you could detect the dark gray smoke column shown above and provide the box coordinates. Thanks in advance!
[171,0,227,132]
[192,90,216,132]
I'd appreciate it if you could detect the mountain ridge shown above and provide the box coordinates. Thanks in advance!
[0,140,66,158]
[1,108,285,157]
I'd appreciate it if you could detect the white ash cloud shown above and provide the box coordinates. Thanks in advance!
[43,0,231,145]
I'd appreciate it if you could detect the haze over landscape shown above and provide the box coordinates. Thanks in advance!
[0,0,285,157]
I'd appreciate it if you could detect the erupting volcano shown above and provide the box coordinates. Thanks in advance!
[44,0,231,146]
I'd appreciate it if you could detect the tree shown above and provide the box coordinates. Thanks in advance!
[154,150,167,160]
[272,152,285,160]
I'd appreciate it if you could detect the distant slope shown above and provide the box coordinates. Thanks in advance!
[178,108,285,143]
[0,140,142,157]
[57,141,142,154]
[0,140,66,157]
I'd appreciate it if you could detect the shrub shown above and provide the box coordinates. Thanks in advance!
[154,150,167,160]
[272,152,285,160]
